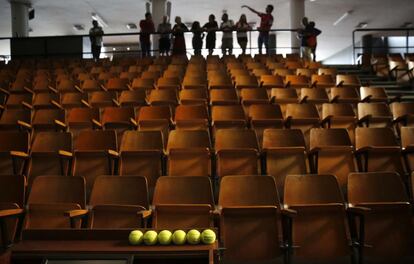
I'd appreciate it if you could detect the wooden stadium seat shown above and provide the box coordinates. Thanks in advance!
[357,102,392,128]
[296,68,316,78]
[167,130,211,176]
[251,68,271,78]
[285,103,321,149]
[119,130,164,197]
[234,75,259,89]
[61,92,88,109]
[105,78,129,92]
[27,132,72,187]
[209,89,239,105]
[215,129,260,177]
[355,127,406,177]
[401,127,414,174]
[129,78,154,92]
[284,174,355,263]
[299,88,329,111]
[119,71,139,82]
[179,88,208,105]
[88,176,149,228]
[137,105,173,141]
[260,75,285,89]
[208,76,233,89]
[148,89,178,107]
[311,74,335,88]
[336,74,361,88]
[330,87,360,105]
[24,176,86,229]
[321,103,357,144]
[273,68,294,78]
[309,128,357,192]
[101,107,136,142]
[56,79,81,94]
[388,60,412,81]
[240,88,269,111]
[32,92,60,110]
[174,104,209,131]
[182,76,208,90]
[118,90,147,107]
[80,79,102,93]
[248,104,284,146]
[390,102,414,129]
[67,107,100,143]
[89,91,118,108]
[0,109,31,131]
[156,77,181,90]
[72,130,118,196]
[360,87,389,103]
[32,108,66,136]
[0,175,25,248]
[285,60,303,69]
[348,172,414,263]
[97,72,116,85]
[270,88,299,116]
[219,175,289,263]
[211,105,246,132]
[285,74,310,88]
[140,71,162,81]
[5,93,32,109]
[152,176,214,229]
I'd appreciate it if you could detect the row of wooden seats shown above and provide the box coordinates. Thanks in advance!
[1,173,413,263]
[369,53,414,81]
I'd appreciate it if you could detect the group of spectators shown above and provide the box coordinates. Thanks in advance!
[88,4,320,61]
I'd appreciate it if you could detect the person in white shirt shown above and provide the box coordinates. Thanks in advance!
[89,20,104,61]
[220,13,234,55]
[236,14,251,55]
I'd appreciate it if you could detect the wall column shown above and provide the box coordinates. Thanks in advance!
[151,0,166,55]
[289,0,305,53]
[11,1,30,37]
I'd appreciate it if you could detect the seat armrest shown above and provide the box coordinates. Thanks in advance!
[0,209,25,219]
[281,208,297,218]
[81,99,91,108]
[54,120,67,130]
[354,146,372,154]
[361,95,372,103]
[139,210,152,219]
[51,100,64,110]
[0,87,10,95]
[112,99,121,107]
[74,85,84,93]
[92,119,102,129]
[59,150,73,158]
[347,205,371,216]
[107,149,120,158]
[130,118,138,128]
[17,120,32,130]
[21,101,33,110]
[48,86,58,93]
[64,209,89,218]
[10,151,29,159]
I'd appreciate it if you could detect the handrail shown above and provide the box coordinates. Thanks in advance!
[352,27,414,64]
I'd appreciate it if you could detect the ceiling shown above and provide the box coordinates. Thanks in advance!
[0,0,414,62]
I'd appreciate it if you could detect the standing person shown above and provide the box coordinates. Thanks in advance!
[89,20,104,62]
[158,15,172,56]
[172,16,188,56]
[191,21,205,56]
[242,4,274,54]
[139,12,155,57]
[307,21,322,62]
[220,13,234,56]
[236,14,251,55]
[203,14,219,55]
[297,17,312,61]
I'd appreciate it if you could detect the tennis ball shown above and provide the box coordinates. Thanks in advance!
[186,229,201,245]
[128,230,143,245]
[200,229,216,244]
[143,230,158,245]
[158,230,172,245]
[172,230,187,245]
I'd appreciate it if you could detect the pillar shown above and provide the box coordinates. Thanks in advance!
[151,0,167,55]
[11,1,30,37]
[289,0,305,53]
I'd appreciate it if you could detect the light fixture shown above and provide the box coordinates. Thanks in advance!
[112,48,116,51]
[356,22,368,29]
[91,12,108,27]
[401,22,413,28]
[309,0,316,2]
[73,24,85,31]
[333,10,353,26]
[126,23,137,29]
[127,47,130,51]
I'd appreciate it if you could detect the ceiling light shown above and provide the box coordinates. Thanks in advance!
[91,12,108,28]
[126,23,137,29]
[309,0,316,2]
[333,10,353,26]
[356,22,368,29]
[112,48,116,51]
[127,47,130,51]
[73,24,85,31]
[401,22,413,28]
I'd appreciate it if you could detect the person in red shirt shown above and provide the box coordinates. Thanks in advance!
[139,12,155,57]
[242,4,274,54]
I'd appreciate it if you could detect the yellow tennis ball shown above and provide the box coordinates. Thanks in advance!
[143,230,158,245]
[158,230,172,245]
[128,230,143,245]
[186,229,201,245]
[201,229,216,244]
[172,230,187,245]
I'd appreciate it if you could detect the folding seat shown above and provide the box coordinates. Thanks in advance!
[67,107,100,143]
[156,77,181,90]
[209,89,239,105]
[273,68,294,78]
[309,128,357,192]
[234,75,259,89]
[5,93,32,109]
[26,132,72,188]
[129,77,154,92]
[61,92,88,109]
[317,67,337,76]
[32,78,53,93]
[285,103,321,149]
[284,175,356,264]
[101,107,136,142]
[285,74,310,88]
[179,88,208,105]
[119,71,139,82]
[148,89,178,107]
[97,72,115,85]
[182,76,208,90]
[285,60,303,69]
[72,130,118,195]
[88,176,150,228]
[0,108,31,131]
[167,130,211,176]
[299,88,329,112]
[296,68,316,78]
[229,68,250,79]
[163,70,184,81]
[56,79,81,94]
[245,62,265,71]
[360,87,389,103]
[109,65,123,75]
[171,56,188,65]
[248,104,284,146]
[311,74,335,88]
[174,104,209,131]
[215,129,260,177]
[0,175,25,248]
[80,79,102,93]
[105,77,129,92]
[270,88,299,115]
[119,131,164,198]
[348,172,414,263]
[31,108,66,135]
[118,90,147,107]
[336,74,361,88]
[140,70,162,81]
[260,75,285,92]
[390,102,414,128]
[401,127,414,173]
[211,105,247,132]
[262,129,308,199]
[24,176,86,229]
[388,60,412,81]
[208,76,233,89]
[251,68,271,78]
[89,91,118,108]
[227,62,245,71]
[136,105,173,143]
[9,78,32,94]
[152,176,214,229]
[355,127,406,177]
[90,66,105,78]
[32,92,60,109]
[240,88,269,112]
[266,61,285,70]
[0,131,29,176]
[304,61,323,69]
[321,103,357,143]
[330,87,360,105]
[219,175,289,263]
[357,102,392,128]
